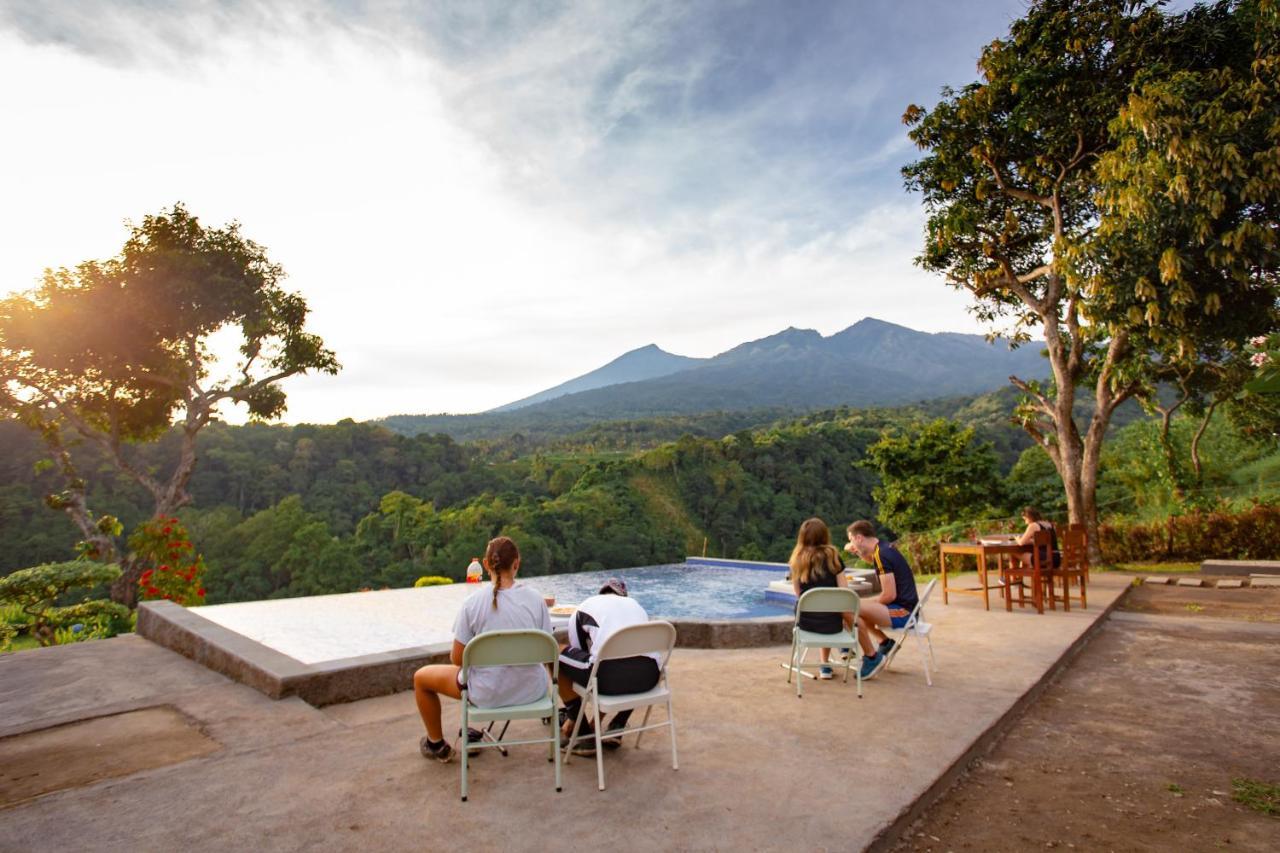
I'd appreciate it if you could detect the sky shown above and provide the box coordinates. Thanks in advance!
[0,0,1031,424]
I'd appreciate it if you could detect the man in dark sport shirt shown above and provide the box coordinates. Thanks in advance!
[845,520,920,680]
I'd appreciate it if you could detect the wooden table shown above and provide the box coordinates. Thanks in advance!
[939,540,1043,613]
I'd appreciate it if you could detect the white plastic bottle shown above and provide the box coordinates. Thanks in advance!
[466,557,483,584]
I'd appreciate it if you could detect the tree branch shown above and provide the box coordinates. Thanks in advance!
[979,153,1053,206]
[25,381,165,501]
[1065,291,1083,378]
[1009,374,1055,419]
[997,257,1046,313]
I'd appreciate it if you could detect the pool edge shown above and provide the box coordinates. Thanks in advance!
[138,599,799,706]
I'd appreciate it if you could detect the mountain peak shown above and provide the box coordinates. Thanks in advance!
[713,327,823,363]
[489,343,703,412]
[846,316,906,332]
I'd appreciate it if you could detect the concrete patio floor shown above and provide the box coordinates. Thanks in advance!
[0,573,1130,852]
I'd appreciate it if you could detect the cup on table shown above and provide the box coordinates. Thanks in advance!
[544,595,556,608]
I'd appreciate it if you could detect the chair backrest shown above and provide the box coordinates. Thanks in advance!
[595,620,678,668]
[915,578,937,610]
[1030,529,1054,571]
[902,578,936,629]
[1060,528,1088,573]
[462,629,558,669]
[796,586,860,615]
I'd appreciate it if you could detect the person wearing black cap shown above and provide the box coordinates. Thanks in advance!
[557,577,660,754]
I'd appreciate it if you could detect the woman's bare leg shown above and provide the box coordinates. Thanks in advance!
[413,664,462,742]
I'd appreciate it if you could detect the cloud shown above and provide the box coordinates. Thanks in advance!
[1,0,1029,423]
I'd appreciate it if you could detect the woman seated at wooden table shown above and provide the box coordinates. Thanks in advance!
[1015,506,1061,570]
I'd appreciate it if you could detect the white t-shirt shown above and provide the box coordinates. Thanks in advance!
[566,593,660,666]
[452,581,553,708]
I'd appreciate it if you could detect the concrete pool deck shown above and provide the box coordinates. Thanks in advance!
[1,572,1130,852]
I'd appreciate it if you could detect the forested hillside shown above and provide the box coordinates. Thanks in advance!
[4,384,1274,606]
[0,392,1023,596]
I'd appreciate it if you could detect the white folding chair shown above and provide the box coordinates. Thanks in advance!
[786,587,862,698]
[459,629,561,802]
[563,621,678,792]
[881,578,938,686]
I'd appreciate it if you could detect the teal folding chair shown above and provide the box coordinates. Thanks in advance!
[786,587,862,698]
[459,629,561,802]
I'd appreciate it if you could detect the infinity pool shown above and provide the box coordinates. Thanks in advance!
[191,558,792,665]
[532,561,791,620]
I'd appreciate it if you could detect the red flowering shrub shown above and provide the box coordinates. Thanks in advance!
[130,517,207,606]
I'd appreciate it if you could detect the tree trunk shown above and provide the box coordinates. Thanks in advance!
[1155,390,1188,501]
[109,553,142,609]
[1079,351,1132,567]
[1079,421,1109,566]
[1189,400,1219,481]
[1027,326,1129,568]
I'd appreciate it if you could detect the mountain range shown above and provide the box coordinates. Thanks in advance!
[491,318,1044,414]
[377,318,1048,437]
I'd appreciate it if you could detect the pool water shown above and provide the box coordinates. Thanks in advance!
[529,562,791,620]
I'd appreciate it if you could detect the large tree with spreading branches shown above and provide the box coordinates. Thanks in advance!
[0,204,339,605]
[903,0,1279,559]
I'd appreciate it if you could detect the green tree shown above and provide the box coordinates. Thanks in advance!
[903,0,1279,560]
[0,205,339,605]
[865,419,1004,533]
[0,561,128,646]
[1005,446,1068,517]
[198,496,315,602]
[275,522,363,597]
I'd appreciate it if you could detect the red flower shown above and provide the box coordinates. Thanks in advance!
[146,586,160,596]
[159,564,170,573]
[163,526,172,534]
[197,588,206,597]
[139,569,154,582]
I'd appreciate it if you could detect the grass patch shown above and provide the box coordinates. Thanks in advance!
[1232,777,1280,816]
[1,633,41,654]
[1184,602,1205,613]
[1106,562,1200,574]
[1166,782,1184,796]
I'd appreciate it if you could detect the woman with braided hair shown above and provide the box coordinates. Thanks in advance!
[414,535,552,763]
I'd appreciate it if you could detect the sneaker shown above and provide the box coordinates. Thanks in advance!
[602,714,628,751]
[877,637,897,657]
[458,727,485,757]
[567,722,597,756]
[819,665,834,680]
[419,736,453,764]
[859,652,886,680]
